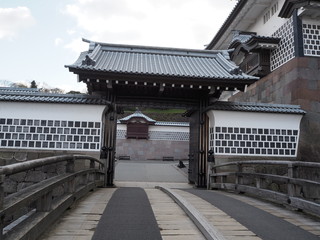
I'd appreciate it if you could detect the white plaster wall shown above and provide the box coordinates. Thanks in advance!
[301,17,320,26]
[248,0,288,36]
[149,125,189,133]
[207,110,302,130]
[117,124,189,133]
[117,124,127,131]
[0,102,106,122]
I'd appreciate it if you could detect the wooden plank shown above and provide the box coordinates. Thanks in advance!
[157,186,226,240]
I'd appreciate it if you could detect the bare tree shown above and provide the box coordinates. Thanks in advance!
[30,80,38,88]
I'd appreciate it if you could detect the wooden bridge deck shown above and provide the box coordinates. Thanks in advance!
[41,182,320,240]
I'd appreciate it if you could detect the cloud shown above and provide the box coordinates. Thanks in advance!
[54,38,63,46]
[67,29,76,35]
[63,0,236,49]
[0,7,35,39]
[64,37,88,53]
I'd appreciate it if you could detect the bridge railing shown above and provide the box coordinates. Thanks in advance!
[0,154,105,240]
[209,160,320,217]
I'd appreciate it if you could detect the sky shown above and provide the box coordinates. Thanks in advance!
[0,0,237,93]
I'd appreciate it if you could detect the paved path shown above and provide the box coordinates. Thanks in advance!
[92,187,162,240]
[114,160,188,183]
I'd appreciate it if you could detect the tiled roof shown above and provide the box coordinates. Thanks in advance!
[206,101,306,114]
[66,40,258,81]
[0,88,110,105]
[0,87,40,93]
[118,111,189,126]
[155,122,189,127]
[279,0,315,18]
[119,110,156,123]
[229,33,281,50]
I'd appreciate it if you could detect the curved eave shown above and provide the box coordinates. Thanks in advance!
[67,65,258,84]
[279,0,310,18]
[0,92,111,106]
[205,101,306,115]
[229,36,281,52]
[120,118,156,124]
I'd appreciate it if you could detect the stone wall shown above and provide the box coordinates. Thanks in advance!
[0,149,100,166]
[230,56,320,162]
[0,149,100,196]
[116,139,189,161]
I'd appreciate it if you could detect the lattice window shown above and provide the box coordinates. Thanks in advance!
[271,17,295,71]
[149,131,189,141]
[209,126,299,157]
[303,23,320,57]
[0,118,101,151]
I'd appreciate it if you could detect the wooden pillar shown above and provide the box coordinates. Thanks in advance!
[102,105,117,187]
[188,99,209,187]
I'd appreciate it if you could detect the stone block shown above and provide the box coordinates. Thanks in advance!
[42,163,57,173]
[39,152,54,159]
[311,101,320,112]
[25,170,47,183]
[27,152,41,160]
[308,80,318,90]
[52,186,64,197]
[0,159,6,166]
[46,173,58,179]
[308,57,318,69]
[17,182,33,191]
[56,162,66,174]
[4,178,17,194]
[0,151,14,158]
[14,152,27,161]
[9,172,27,182]
[5,158,18,165]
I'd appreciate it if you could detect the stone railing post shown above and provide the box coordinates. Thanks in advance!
[0,174,5,240]
[36,191,53,212]
[89,160,96,182]
[66,157,75,173]
[256,177,261,189]
[90,159,95,169]
[0,174,4,209]
[66,157,75,193]
[235,163,242,185]
[287,163,295,198]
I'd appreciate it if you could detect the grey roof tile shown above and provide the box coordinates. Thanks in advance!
[0,87,40,93]
[0,88,110,105]
[155,122,189,127]
[207,101,306,114]
[119,110,156,123]
[230,33,280,44]
[66,41,259,81]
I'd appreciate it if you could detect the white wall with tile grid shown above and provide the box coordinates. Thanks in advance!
[116,123,189,141]
[0,102,107,152]
[207,110,303,157]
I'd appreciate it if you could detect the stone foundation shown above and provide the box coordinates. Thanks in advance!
[116,139,189,161]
